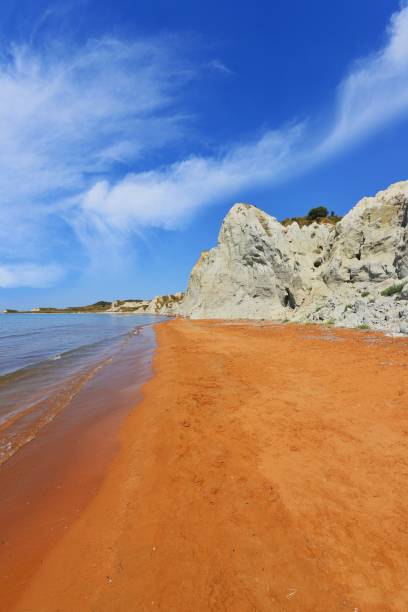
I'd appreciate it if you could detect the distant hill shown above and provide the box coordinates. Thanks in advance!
[31,301,113,313]
[4,295,184,316]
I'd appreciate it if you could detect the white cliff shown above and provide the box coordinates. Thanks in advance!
[145,292,184,315]
[108,293,184,315]
[179,181,408,333]
[181,204,304,319]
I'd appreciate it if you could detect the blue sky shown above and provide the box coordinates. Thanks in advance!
[1,0,408,309]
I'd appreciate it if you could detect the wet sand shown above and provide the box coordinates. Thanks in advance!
[9,319,408,611]
[0,327,155,612]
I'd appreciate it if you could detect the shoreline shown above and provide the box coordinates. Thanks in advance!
[0,325,156,612]
[1,311,160,315]
[10,318,408,611]
[3,311,407,339]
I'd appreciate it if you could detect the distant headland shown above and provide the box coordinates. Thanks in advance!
[3,294,184,316]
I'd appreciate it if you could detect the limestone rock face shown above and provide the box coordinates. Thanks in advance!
[145,292,184,315]
[180,181,408,333]
[322,181,408,285]
[181,204,303,319]
[400,283,408,301]
[108,293,184,315]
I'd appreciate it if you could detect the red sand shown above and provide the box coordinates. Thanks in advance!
[6,319,408,611]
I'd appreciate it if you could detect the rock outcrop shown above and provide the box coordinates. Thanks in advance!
[108,293,184,315]
[145,293,184,315]
[179,181,408,334]
[323,181,408,285]
[180,204,306,319]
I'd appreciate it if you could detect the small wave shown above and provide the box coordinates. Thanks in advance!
[0,354,113,466]
[0,331,131,383]
[0,329,46,341]
[0,318,160,465]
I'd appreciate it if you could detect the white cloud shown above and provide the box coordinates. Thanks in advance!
[77,5,408,238]
[0,37,187,203]
[320,4,408,154]
[0,264,63,288]
[78,126,303,232]
[0,34,190,264]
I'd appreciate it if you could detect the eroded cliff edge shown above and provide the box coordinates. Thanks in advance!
[178,180,408,333]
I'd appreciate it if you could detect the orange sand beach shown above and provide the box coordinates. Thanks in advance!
[5,318,408,611]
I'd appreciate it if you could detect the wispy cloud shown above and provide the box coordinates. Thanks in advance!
[78,126,303,232]
[0,34,191,285]
[320,2,408,155]
[0,264,63,288]
[206,59,233,75]
[0,35,189,203]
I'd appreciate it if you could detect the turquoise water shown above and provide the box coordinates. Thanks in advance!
[0,313,165,464]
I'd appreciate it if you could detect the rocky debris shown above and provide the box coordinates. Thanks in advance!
[179,181,408,334]
[303,295,408,334]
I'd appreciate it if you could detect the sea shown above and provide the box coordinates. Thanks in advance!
[0,313,165,465]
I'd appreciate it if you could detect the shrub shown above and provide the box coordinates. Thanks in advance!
[361,291,370,297]
[325,319,335,326]
[380,283,404,297]
[307,206,328,220]
[358,323,370,330]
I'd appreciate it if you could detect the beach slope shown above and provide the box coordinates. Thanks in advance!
[14,319,408,611]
